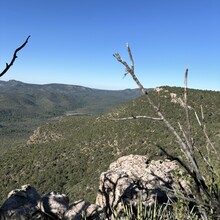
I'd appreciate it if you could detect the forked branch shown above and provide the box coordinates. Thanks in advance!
[113,44,202,178]
[113,44,214,219]
[0,35,30,77]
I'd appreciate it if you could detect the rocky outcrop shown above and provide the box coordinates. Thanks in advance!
[0,185,102,220]
[27,126,63,145]
[0,155,187,219]
[170,92,192,109]
[0,185,42,219]
[96,154,186,219]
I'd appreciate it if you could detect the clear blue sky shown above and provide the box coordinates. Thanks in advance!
[0,0,219,90]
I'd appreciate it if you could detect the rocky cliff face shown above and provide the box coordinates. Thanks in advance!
[0,155,187,219]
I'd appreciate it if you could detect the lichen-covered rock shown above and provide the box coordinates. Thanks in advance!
[96,154,182,218]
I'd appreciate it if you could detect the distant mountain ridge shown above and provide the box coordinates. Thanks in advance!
[0,80,143,147]
[0,80,141,93]
[0,80,143,113]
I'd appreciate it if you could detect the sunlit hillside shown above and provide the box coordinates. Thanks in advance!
[0,86,219,204]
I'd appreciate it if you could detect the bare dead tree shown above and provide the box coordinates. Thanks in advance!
[113,44,220,219]
[0,35,30,77]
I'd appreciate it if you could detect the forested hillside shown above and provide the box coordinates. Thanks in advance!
[0,86,219,204]
[0,80,142,150]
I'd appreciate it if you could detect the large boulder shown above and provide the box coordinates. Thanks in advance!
[96,154,183,218]
[0,186,69,219]
[39,191,69,219]
[0,185,102,220]
[0,184,42,219]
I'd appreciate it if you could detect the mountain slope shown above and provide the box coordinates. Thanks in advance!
[0,80,142,148]
[0,80,142,115]
[0,86,219,204]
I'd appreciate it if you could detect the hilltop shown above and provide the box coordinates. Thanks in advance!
[0,86,219,204]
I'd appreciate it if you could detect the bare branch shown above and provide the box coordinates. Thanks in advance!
[177,122,193,154]
[156,144,194,177]
[195,111,202,127]
[112,115,163,121]
[113,45,215,217]
[114,45,202,178]
[113,48,148,96]
[126,43,134,72]
[0,35,30,77]
[183,69,194,151]
[194,144,219,178]
[113,44,220,218]
[200,105,204,121]
[180,114,219,178]
[194,109,218,154]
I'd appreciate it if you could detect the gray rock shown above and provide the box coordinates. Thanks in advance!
[64,199,103,220]
[0,155,189,219]
[96,154,183,218]
[0,184,42,219]
[39,191,69,219]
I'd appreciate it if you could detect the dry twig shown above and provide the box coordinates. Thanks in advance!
[112,115,163,121]
[0,35,30,77]
[195,107,218,154]
[183,69,194,152]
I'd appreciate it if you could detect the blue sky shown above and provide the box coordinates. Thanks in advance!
[0,0,219,90]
